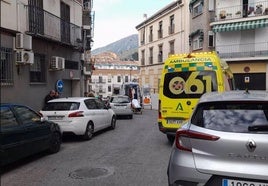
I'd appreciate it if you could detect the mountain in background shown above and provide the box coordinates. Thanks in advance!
[92,34,138,61]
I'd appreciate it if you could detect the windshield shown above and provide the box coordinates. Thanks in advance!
[163,71,217,99]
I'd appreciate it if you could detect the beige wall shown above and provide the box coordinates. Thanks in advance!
[229,62,267,73]
[137,0,190,94]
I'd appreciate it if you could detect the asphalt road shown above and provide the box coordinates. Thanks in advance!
[0,109,172,186]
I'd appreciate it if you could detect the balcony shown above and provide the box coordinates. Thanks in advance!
[214,1,268,22]
[25,5,82,47]
[217,42,268,59]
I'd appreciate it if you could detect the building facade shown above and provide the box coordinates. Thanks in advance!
[189,0,215,52]
[135,0,190,94]
[0,0,93,110]
[89,52,139,98]
[210,0,268,90]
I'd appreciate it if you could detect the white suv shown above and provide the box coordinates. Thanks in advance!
[40,97,116,140]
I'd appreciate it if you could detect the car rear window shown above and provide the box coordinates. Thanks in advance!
[43,102,80,111]
[191,101,268,132]
[110,97,130,103]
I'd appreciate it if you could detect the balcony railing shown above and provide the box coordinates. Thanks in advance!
[26,5,82,47]
[217,42,268,59]
[215,1,268,22]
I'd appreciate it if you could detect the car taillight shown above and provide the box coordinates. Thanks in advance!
[68,111,84,117]
[175,129,220,152]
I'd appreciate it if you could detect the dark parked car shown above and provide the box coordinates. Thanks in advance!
[0,103,62,166]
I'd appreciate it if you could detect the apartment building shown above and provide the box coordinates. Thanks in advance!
[135,0,189,94]
[0,0,92,110]
[210,0,268,90]
[90,52,139,98]
[189,0,215,52]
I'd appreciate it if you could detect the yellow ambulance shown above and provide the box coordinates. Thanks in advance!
[158,51,235,143]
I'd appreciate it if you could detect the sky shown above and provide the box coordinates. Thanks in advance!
[92,0,174,49]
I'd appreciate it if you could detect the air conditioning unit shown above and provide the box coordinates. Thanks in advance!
[16,50,34,64]
[50,56,65,70]
[15,33,32,50]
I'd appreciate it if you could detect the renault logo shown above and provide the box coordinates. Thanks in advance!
[246,139,256,152]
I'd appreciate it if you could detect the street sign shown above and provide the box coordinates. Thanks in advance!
[56,80,64,93]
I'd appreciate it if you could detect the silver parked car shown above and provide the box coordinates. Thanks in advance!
[40,97,116,140]
[109,95,133,119]
[167,90,268,186]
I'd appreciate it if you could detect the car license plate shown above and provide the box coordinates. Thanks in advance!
[166,119,184,124]
[222,179,268,186]
[48,116,63,120]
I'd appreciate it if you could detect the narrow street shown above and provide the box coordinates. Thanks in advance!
[1,109,172,186]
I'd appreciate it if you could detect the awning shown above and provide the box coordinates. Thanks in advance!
[212,19,268,32]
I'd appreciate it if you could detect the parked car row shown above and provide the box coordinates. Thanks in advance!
[167,90,268,186]
[0,97,117,166]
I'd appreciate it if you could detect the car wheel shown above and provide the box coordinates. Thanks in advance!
[110,116,116,130]
[83,122,94,140]
[167,134,175,144]
[48,132,61,153]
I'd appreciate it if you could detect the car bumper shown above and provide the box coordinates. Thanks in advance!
[158,122,178,135]
[168,147,211,186]
[113,109,133,116]
[52,119,87,135]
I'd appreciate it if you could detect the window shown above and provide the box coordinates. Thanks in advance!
[117,76,121,83]
[30,53,46,83]
[85,99,98,109]
[193,1,203,17]
[149,26,153,42]
[192,102,268,133]
[140,28,145,45]
[158,21,163,39]
[192,35,203,50]
[0,106,18,128]
[108,85,111,92]
[29,0,44,34]
[158,45,163,63]
[42,102,80,111]
[169,40,175,54]
[60,2,70,43]
[99,76,102,83]
[125,76,129,83]
[169,15,175,34]
[0,47,13,85]
[208,31,214,47]
[149,47,153,65]
[13,105,40,125]
[141,50,145,66]
[95,99,105,109]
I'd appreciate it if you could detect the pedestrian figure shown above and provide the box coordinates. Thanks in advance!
[44,90,56,105]
[54,91,60,98]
